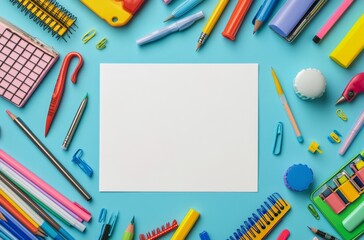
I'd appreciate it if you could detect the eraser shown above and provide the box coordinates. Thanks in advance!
[294,68,326,101]
[269,0,327,42]
[330,14,364,68]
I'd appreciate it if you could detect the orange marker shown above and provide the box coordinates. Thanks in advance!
[222,0,253,40]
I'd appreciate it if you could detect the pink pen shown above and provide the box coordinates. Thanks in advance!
[0,149,91,222]
[339,109,364,155]
[313,0,354,44]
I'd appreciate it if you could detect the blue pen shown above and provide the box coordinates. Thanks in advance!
[252,0,279,33]
[164,0,205,22]
[137,11,204,46]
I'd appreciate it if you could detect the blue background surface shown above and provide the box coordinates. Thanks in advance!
[1,0,364,239]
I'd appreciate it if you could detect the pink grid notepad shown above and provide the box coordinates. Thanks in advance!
[0,17,59,107]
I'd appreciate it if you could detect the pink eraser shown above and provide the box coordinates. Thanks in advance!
[277,229,290,240]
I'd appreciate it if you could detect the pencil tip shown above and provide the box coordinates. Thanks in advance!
[131,216,135,224]
[253,31,256,34]
[164,15,173,22]
[5,110,16,120]
[196,43,202,52]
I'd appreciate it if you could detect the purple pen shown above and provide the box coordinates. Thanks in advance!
[339,109,364,155]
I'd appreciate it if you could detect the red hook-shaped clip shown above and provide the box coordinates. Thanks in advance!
[45,52,83,136]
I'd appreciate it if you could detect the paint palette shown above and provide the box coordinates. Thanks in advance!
[0,17,59,107]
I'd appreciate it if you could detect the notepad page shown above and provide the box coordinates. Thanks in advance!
[100,64,258,192]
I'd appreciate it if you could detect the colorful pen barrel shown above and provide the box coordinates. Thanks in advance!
[222,0,253,40]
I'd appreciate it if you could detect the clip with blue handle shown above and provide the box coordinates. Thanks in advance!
[273,122,283,155]
[72,149,93,177]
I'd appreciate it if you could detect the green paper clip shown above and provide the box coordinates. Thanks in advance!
[96,38,107,50]
[308,204,320,220]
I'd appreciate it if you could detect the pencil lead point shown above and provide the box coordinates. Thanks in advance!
[131,216,135,224]
[253,31,256,35]
[5,110,16,120]
[164,15,173,22]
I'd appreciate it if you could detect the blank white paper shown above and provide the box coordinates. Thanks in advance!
[100,64,258,192]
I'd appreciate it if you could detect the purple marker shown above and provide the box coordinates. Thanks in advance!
[339,109,364,155]
[269,0,327,42]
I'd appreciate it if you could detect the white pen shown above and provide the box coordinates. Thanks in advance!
[137,11,204,45]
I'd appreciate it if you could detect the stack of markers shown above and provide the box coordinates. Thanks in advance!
[0,149,91,239]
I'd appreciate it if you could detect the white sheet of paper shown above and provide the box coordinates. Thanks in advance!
[100,64,258,192]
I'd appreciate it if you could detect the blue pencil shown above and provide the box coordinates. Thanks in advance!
[0,223,18,240]
[0,230,12,240]
[0,207,38,240]
[0,219,28,240]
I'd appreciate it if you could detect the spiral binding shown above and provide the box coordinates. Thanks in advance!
[139,219,178,240]
[8,0,77,40]
[227,193,290,240]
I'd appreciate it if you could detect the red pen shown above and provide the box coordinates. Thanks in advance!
[222,0,253,40]
[45,52,83,136]
[336,72,364,105]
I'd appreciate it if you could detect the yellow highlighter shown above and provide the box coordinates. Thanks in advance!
[330,14,364,68]
[196,0,230,51]
[171,208,200,240]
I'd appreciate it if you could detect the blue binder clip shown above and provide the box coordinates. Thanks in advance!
[72,149,93,177]
[273,122,283,155]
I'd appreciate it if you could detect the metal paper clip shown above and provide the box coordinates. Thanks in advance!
[308,204,320,220]
[336,109,347,121]
[72,149,93,177]
[273,122,283,155]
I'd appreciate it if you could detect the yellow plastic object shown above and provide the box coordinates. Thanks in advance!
[171,208,199,240]
[308,141,323,154]
[80,0,132,27]
[330,14,364,68]
[329,131,341,143]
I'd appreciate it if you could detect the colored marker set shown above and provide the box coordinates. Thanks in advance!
[311,151,364,240]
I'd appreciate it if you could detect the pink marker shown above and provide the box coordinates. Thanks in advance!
[313,0,355,44]
[0,149,91,222]
[339,109,364,155]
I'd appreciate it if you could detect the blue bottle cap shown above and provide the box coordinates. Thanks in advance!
[284,164,314,191]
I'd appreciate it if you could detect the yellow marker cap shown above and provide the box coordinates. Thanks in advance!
[171,208,200,240]
[330,14,364,68]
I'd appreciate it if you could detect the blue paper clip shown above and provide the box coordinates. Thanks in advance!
[273,122,283,155]
[108,211,119,237]
[72,149,93,177]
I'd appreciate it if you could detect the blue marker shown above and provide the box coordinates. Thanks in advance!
[137,11,204,46]
[164,0,205,22]
[252,0,279,33]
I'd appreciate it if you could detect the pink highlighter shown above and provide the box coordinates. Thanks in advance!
[313,0,355,44]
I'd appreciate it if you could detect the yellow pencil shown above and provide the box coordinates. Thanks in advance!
[271,68,304,143]
[196,0,230,51]
[0,189,40,229]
